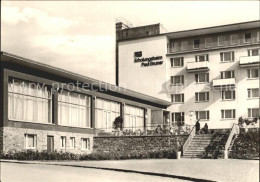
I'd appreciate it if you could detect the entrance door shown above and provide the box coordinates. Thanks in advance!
[47,136,54,152]
[163,111,170,127]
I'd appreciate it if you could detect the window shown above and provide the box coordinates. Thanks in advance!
[193,39,200,49]
[172,112,184,123]
[171,75,184,85]
[181,41,188,50]
[8,78,52,124]
[218,36,225,46]
[248,108,259,118]
[195,92,209,102]
[124,105,144,131]
[58,90,91,128]
[221,109,236,119]
[170,41,179,52]
[195,54,209,62]
[244,33,251,43]
[25,134,36,149]
[70,137,75,149]
[95,98,121,132]
[81,138,90,150]
[247,69,259,78]
[171,94,184,103]
[248,88,259,98]
[248,49,260,56]
[195,73,209,83]
[170,57,184,67]
[60,136,66,149]
[196,111,210,120]
[220,51,234,62]
[230,35,238,45]
[221,90,235,100]
[205,38,213,48]
[221,70,235,79]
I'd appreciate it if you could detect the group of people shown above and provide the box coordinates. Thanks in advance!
[195,119,208,134]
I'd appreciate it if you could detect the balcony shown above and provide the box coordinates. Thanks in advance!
[239,56,260,67]
[186,61,210,72]
[167,37,260,54]
[213,78,236,89]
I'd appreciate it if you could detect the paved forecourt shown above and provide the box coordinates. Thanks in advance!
[0,159,259,182]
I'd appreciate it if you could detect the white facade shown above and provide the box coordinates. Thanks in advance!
[118,21,260,129]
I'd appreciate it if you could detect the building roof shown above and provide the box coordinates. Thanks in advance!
[166,20,260,39]
[1,51,172,108]
[117,20,260,42]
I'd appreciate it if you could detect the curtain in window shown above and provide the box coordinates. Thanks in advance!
[8,79,52,123]
[124,105,144,131]
[95,98,120,131]
[58,90,91,128]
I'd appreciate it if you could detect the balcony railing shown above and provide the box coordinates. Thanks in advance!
[213,78,236,88]
[168,37,260,54]
[239,55,260,67]
[186,61,210,72]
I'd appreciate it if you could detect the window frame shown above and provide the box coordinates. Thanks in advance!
[171,75,184,85]
[8,78,53,124]
[247,69,259,79]
[171,94,184,103]
[181,41,188,50]
[170,57,184,68]
[205,38,213,48]
[195,111,210,120]
[244,33,251,43]
[218,36,225,46]
[220,51,235,62]
[230,34,238,45]
[193,39,200,49]
[221,90,236,100]
[221,70,235,79]
[195,73,209,83]
[81,138,90,150]
[60,136,66,149]
[248,108,260,118]
[24,134,37,149]
[172,112,185,123]
[195,54,209,62]
[248,88,259,98]
[195,92,209,102]
[70,137,75,149]
[248,48,260,56]
[221,109,236,119]
[58,90,92,128]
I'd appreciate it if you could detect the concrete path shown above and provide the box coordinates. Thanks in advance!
[1,159,259,182]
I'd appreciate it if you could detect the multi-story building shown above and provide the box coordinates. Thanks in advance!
[0,52,171,153]
[117,20,260,129]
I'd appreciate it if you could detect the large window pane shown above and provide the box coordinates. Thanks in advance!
[58,91,91,128]
[8,78,52,124]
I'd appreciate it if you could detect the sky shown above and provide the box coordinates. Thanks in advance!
[1,1,260,84]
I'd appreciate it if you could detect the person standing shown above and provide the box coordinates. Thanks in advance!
[195,119,200,134]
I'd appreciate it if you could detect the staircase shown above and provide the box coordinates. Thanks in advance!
[182,134,212,158]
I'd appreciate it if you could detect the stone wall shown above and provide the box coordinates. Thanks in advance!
[93,135,188,153]
[2,127,93,154]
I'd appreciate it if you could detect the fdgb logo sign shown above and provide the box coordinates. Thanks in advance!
[134,51,163,67]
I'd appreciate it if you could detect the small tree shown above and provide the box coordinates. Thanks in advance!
[113,116,123,131]
[238,116,258,128]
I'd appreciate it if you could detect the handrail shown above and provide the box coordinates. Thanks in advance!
[182,126,195,155]
[225,123,240,151]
